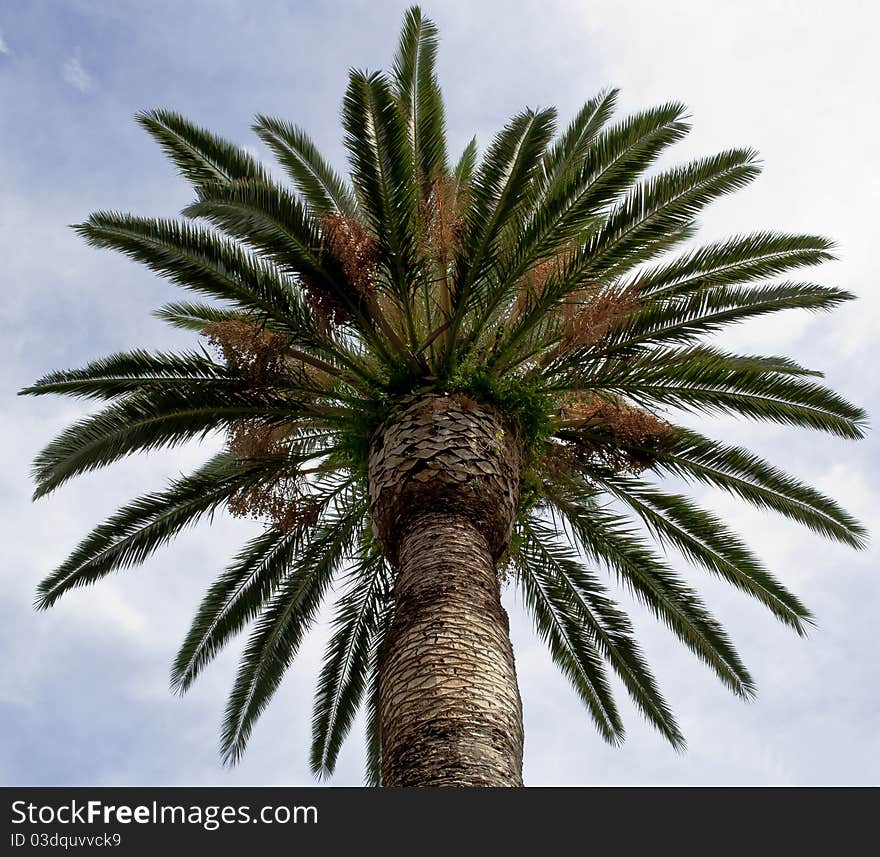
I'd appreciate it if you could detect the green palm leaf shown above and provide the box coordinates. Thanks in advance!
[476,103,690,369]
[555,345,867,438]
[182,180,332,284]
[392,6,448,192]
[136,108,266,187]
[607,282,854,352]
[252,115,358,217]
[30,385,315,498]
[446,107,557,362]
[650,427,867,547]
[173,477,362,693]
[20,348,235,401]
[532,88,619,205]
[342,70,418,312]
[310,541,392,778]
[153,300,254,331]
[547,484,755,698]
[35,453,282,609]
[363,637,386,787]
[595,475,813,632]
[452,137,478,198]
[626,232,837,298]
[515,527,624,744]
[74,213,313,334]
[585,149,762,280]
[220,507,365,765]
[518,517,684,748]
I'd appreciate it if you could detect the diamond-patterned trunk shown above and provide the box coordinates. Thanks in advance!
[368,394,525,786]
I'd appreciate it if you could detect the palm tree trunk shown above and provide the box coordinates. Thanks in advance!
[368,393,525,786]
[378,512,524,786]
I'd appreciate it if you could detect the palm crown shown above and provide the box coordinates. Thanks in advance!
[23,6,866,784]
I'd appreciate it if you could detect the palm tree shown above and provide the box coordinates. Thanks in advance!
[22,6,866,787]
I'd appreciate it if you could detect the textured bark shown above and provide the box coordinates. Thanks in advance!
[368,393,522,564]
[378,513,524,786]
[368,394,525,786]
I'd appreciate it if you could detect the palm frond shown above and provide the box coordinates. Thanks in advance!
[20,348,234,401]
[452,137,478,198]
[35,453,283,609]
[475,103,691,369]
[584,149,762,280]
[515,527,623,744]
[566,101,691,212]
[173,527,299,691]
[153,300,253,331]
[183,179,398,360]
[252,115,358,217]
[547,485,755,698]
[182,180,330,283]
[310,540,392,778]
[554,345,867,438]
[605,281,855,352]
[219,506,366,765]
[30,385,322,498]
[650,428,868,547]
[392,6,448,191]
[533,88,619,205]
[172,477,362,693]
[137,108,266,187]
[457,107,557,282]
[74,213,313,335]
[509,100,692,275]
[363,633,386,787]
[595,474,813,633]
[518,517,684,748]
[342,70,418,310]
[446,108,556,362]
[625,232,837,298]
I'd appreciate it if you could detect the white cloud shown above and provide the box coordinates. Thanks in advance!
[0,29,9,55]
[62,56,93,92]
[565,0,880,357]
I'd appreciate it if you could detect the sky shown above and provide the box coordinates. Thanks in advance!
[1,0,877,786]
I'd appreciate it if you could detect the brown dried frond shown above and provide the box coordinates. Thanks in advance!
[508,257,553,324]
[203,320,291,385]
[203,320,323,532]
[202,320,329,533]
[529,256,560,291]
[204,318,334,393]
[280,355,336,392]
[299,285,348,332]
[226,420,322,532]
[225,418,321,532]
[560,393,674,445]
